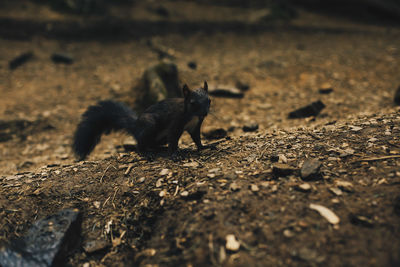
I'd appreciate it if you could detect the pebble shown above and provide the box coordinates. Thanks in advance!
[300,159,321,180]
[159,169,170,176]
[180,191,189,197]
[183,162,199,168]
[335,180,354,192]
[225,234,240,251]
[250,184,259,192]
[278,154,288,163]
[208,86,244,98]
[243,123,259,132]
[51,53,74,64]
[203,128,227,140]
[283,229,295,238]
[309,203,340,224]
[349,125,363,132]
[329,187,343,196]
[296,183,311,192]
[9,51,34,70]
[288,100,325,119]
[229,182,241,191]
[187,61,197,70]
[156,178,163,187]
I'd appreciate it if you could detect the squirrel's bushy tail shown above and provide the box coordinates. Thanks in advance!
[73,100,137,160]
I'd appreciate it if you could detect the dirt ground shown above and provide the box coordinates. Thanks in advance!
[0,1,400,266]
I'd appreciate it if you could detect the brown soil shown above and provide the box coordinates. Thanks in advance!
[1,1,400,266]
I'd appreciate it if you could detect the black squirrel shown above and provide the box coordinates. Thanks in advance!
[73,81,211,160]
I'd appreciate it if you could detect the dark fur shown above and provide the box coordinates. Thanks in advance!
[73,82,210,160]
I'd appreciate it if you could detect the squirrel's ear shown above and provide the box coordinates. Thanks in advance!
[182,84,191,98]
[203,81,208,92]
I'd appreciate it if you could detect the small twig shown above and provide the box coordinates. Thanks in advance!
[124,164,134,176]
[102,195,111,208]
[111,188,119,209]
[100,164,116,183]
[355,155,400,162]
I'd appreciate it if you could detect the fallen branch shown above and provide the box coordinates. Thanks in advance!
[355,155,400,162]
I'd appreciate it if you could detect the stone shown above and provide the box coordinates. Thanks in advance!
[243,123,259,132]
[229,182,241,191]
[309,203,340,224]
[296,183,311,192]
[300,159,321,180]
[51,53,74,64]
[208,86,244,98]
[187,61,197,70]
[349,214,374,228]
[235,81,250,91]
[318,88,334,94]
[335,180,354,192]
[159,169,170,176]
[288,100,325,119]
[225,234,240,251]
[0,209,82,267]
[203,128,227,140]
[9,51,34,70]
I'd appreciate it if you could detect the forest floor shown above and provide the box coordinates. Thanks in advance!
[0,1,400,266]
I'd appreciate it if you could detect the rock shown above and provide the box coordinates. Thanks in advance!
[131,62,180,111]
[187,61,197,70]
[283,229,295,238]
[335,180,354,192]
[0,209,82,267]
[349,214,374,228]
[339,148,355,157]
[208,86,244,98]
[278,154,288,163]
[250,184,260,192]
[288,100,325,119]
[349,125,363,132]
[203,128,227,140]
[229,182,241,191]
[272,163,298,177]
[329,187,343,196]
[394,86,400,105]
[83,240,109,254]
[243,123,259,132]
[319,88,334,94]
[51,53,74,64]
[309,203,340,224]
[300,159,321,180]
[9,51,34,70]
[180,191,189,197]
[183,161,199,168]
[159,169,170,176]
[296,183,311,192]
[235,81,250,91]
[225,234,240,252]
